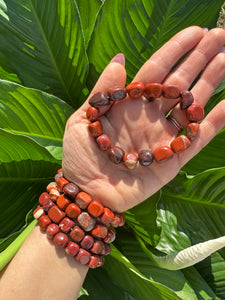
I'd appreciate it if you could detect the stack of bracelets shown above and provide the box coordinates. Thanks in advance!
[34,82,204,269]
[33,169,125,269]
[87,82,204,169]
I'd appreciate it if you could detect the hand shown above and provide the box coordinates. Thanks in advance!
[62,26,225,212]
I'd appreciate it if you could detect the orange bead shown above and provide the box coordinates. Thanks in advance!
[86,106,99,121]
[70,225,85,242]
[186,123,199,141]
[163,84,181,98]
[65,203,81,219]
[171,135,191,153]
[90,240,104,254]
[48,206,66,224]
[38,215,51,229]
[186,103,204,122]
[144,83,163,98]
[65,241,80,256]
[75,192,93,209]
[96,134,111,151]
[46,223,59,239]
[81,235,94,250]
[59,217,75,233]
[57,194,71,210]
[54,232,69,248]
[100,208,114,225]
[91,224,108,239]
[88,255,101,269]
[88,120,103,137]
[88,200,104,217]
[153,146,174,162]
[57,177,69,193]
[123,153,138,169]
[126,82,145,98]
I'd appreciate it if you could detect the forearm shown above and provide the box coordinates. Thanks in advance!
[0,226,88,300]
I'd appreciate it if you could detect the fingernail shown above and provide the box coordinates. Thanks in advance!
[220,46,225,53]
[110,53,125,67]
[202,28,208,34]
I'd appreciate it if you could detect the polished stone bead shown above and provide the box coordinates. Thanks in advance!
[138,150,153,166]
[104,228,116,243]
[48,205,66,224]
[39,192,51,206]
[49,188,60,202]
[171,135,191,153]
[65,203,81,219]
[57,194,71,211]
[38,215,51,230]
[46,181,57,193]
[107,87,127,101]
[186,103,204,122]
[100,208,114,225]
[101,243,111,255]
[96,134,111,151]
[153,146,174,162]
[57,168,63,173]
[98,256,105,267]
[70,225,85,242]
[75,192,93,209]
[80,235,94,250]
[163,84,181,98]
[118,213,125,226]
[65,241,80,256]
[186,122,199,141]
[108,146,125,164]
[57,177,69,193]
[86,106,99,121]
[88,120,103,137]
[87,255,100,269]
[75,249,91,265]
[123,153,138,169]
[126,82,145,98]
[87,200,104,217]
[180,90,194,109]
[90,240,104,254]
[55,171,63,182]
[63,183,79,200]
[42,199,55,213]
[91,224,108,239]
[54,232,69,248]
[89,92,110,107]
[46,223,59,239]
[59,217,75,233]
[144,83,163,98]
[33,206,45,220]
[111,214,121,227]
[77,212,96,231]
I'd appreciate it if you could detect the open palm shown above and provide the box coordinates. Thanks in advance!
[63,26,225,212]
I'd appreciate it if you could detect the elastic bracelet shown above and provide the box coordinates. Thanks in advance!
[87,82,204,169]
[33,169,125,269]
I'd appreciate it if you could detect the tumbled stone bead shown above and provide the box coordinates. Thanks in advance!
[91,224,108,239]
[65,241,80,256]
[111,214,121,227]
[186,103,204,122]
[75,192,93,209]
[126,82,145,98]
[153,146,174,162]
[48,205,66,224]
[144,83,163,98]
[33,206,45,220]
[59,217,75,233]
[186,122,199,141]
[75,248,91,265]
[70,225,85,242]
[57,177,69,193]
[81,235,94,250]
[46,223,59,239]
[123,153,138,169]
[104,228,116,243]
[55,171,63,182]
[138,150,153,166]
[90,240,104,254]
[171,135,191,153]
[98,256,105,267]
[87,255,101,269]
[57,168,63,173]
[88,120,103,137]
[38,215,51,230]
[89,92,110,107]
[96,134,112,151]
[46,181,57,193]
[118,213,125,226]
[86,106,99,122]
[87,200,104,217]
[163,84,181,98]
[42,199,55,213]
[54,232,69,248]
[77,212,96,231]
[49,188,60,202]
[65,203,81,219]
[101,243,111,256]
[63,183,79,200]
[39,192,51,206]
[108,146,125,164]
[100,208,114,225]
[57,194,71,211]
[107,87,127,101]
[180,90,194,109]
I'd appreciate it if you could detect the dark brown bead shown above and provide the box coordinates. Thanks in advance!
[90,240,104,254]
[144,83,163,98]
[86,106,99,121]
[89,92,110,107]
[138,150,153,166]
[77,212,96,231]
[88,120,103,137]
[126,82,145,98]
[63,183,79,200]
[108,87,127,101]
[104,228,116,243]
[96,134,111,151]
[80,235,94,250]
[186,103,204,122]
[108,146,125,164]
[180,90,194,109]
[101,243,111,255]
[54,171,63,182]
[163,84,181,99]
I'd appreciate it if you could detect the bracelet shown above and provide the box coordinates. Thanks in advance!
[87,82,204,169]
[33,169,125,269]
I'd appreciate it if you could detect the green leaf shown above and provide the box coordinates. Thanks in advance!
[0,80,74,160]
[87,0,223,89]
[0,52,21,83]
[0,0,88,107]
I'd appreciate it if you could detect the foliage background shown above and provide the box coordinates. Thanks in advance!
[0,0,225,299]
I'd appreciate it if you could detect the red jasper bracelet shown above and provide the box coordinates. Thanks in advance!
[87,82,204,169]
[33,169,125,269]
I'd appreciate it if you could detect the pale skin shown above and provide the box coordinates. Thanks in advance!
[1,26,225,300]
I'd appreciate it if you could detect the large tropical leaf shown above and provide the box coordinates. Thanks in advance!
[0,0,88,107]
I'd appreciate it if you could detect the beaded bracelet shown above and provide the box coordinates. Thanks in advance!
[33,169,125,269]
[87,82,204,169]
